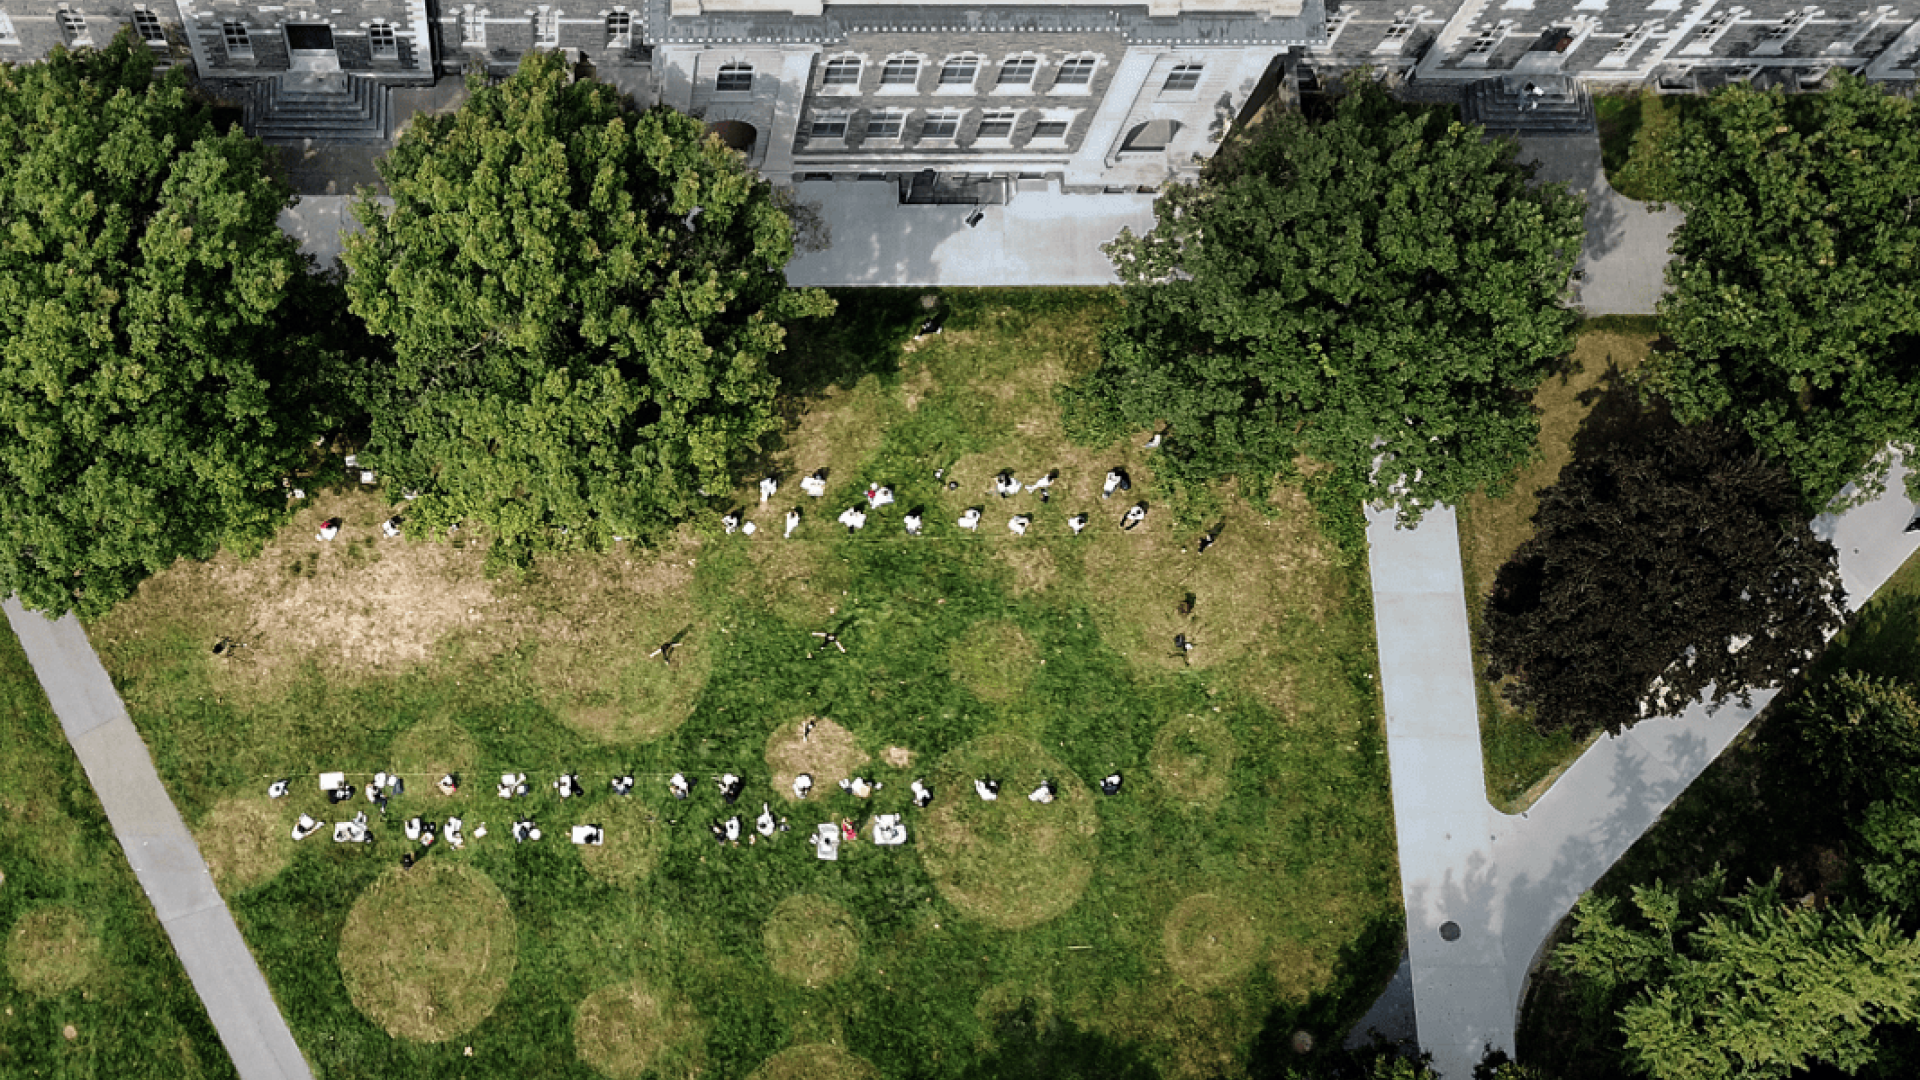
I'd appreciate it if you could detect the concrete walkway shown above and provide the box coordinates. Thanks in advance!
[4,599,314,1080]
[1366,452,1920,1077]
[1516,136,1684,317]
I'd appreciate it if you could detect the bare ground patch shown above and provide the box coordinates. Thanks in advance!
[746,1044,879,1080]
[734,539,853,628]
[947,621,1039,704]
[766,718,870,805]
[1162,893,1262,989]
[574,978,705,1080]
[195,796,295,896]
[1150,715,1237,812]
[577,797,668,889]
[5,906,102,998]
[766,377,893,504]
[919,734,1098,930]
[338,861,516,1041]
[763,894,861,987]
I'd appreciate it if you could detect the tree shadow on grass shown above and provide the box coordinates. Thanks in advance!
[772,288,933,397]
[957,1003,1160,1080]
[1248,911,1409,1078]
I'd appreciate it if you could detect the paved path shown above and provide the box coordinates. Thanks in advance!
[4,599,314,1080]
[1516,136,1684,318]
[1366,452,1920,1077]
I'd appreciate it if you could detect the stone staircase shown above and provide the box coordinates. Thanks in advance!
[242,72,392,146]
[1460,74,1596,136]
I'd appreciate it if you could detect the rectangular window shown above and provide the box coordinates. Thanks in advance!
[996,56,1037,87]
[369,21,397,58]
[1315,9,1354,49]
[606,10,631,48]
[535,6,557,46]
[880,56,919,86]
[809,111,848,139]
[865,110,905,139]
[938,56,979,87]
[1031,118,1070,140]
[1053,55,1096,85]
[222,21,251,58]
[975,110,1016,139]
[463,6,487,45]
[58,9,90,45]
[132,9,166,44]
[1599,23,1652,66]
[1377,13,1417,52]
[822,56,861,86]
[1161,64,1203,93]
[1464,25,1506,59]
[919,111,961,139]
[1681,9,1735,54]
[716,63,753,93]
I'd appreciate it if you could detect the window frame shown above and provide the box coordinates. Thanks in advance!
[972,108,1019,143]
[877,54,921,93]
[820,54,862,92]
[994,55,1039,91]
[462,5,487,46]
[918,109,962,142]
[221,20,251,59]
[863,108,907,142]
[606,10,631,48]
[132,8,166,45]
[368,20,398,59]
[1052,54,1097,89]
[807,109,850,142]
[534,5,558,48]
[1027,111,1074,144]
[1159,63,1203,95]
[715,62,754,94]
[936,54,981,93]
[58,8,91,46]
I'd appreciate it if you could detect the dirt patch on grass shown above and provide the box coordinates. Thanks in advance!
[734,539,853,627]
[883,746,913,768]
[573,978,705,1080]
[339,862,516,1041]
[947,621,1038,704]
[769,378,891,501]
[1150,715,1237,811]
[577,797,667,889]
[919,734,1098,930]
[5,906,102,998]
[1163,893,1262,989]
[767,718,870,805]
[195,797,294,896]
[992,544,1058,594]
[388,714,479,784]
[746,1044,879,1080]
[763,894,861,987]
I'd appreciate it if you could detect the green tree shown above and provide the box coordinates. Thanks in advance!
[0,36,349,616]
[1644,74,1920,505]
[1788,671,1920,806]
[1064,81,1584,522]
[1482,404,1844,736]
[1556,872,1920,1080]
[344,54,832,568]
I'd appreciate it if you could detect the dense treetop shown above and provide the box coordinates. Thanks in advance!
[1065,81,1584,521]
[1643,75,1920,505]
[0,37,346,616]
[345,54,832,567]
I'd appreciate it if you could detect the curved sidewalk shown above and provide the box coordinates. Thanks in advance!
[4,598,314,1080]
[1367,452,1920,1077]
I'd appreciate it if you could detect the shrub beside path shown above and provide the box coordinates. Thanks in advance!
[1366,451,1920,1077]
[3,598,314,1080]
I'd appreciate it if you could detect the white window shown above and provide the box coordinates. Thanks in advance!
[369,21,398,58]
[996,55,1038,88]
[1053,54,1096,87]
[716,63,753,93]
[1161,63,1203,93]
[463,5,487,46]
[808,110,849,140]
[919,110,962,140]
[222,21,250,58]
[58,8,90,46]
[1029,112,1073,142]
[535,6,558,47]
[879,55,920,89]
[606,10,631,48]
[1600,22,1655,66]
[865,109,906,140]
[938,55,980,90]
[974,109,1017,141]
[0,11,15,44]
[1681,8,1738,54]
[1462,23,1508,63]
[1755,8,1814,53]
[132,9,166,45]
[1377,12,1419,52]
[822,55,861,87]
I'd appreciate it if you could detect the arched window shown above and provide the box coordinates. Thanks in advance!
[1121,119,1180,153]
[1054,54,1097,85]
[716,63,754,93]
[822,55,861,86]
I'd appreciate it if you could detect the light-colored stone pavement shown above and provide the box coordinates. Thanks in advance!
[1366,451,1919,1076]
[1516,136,1684,317]
[4,599,314,1080]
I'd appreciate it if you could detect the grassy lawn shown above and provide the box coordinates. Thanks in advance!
[1458,317,1659,810]
[1516,547,1920,1077]
[0,632,238,1078]
[84,289,1402,1079]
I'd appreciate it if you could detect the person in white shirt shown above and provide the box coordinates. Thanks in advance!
[316,517,341,541]
[785,508,801,538]
[756,803,777,837]
[669,772,691,799]
[994,471,1019,498]
[759,476,779,504]
[1068,514,1089,535]
[291,814,321,841]
[1122,503,1148,531]
[1028,780,1057,804]
[866,484,894,509]
[267,779,290,799]
[1008,515,1030,537]
[382,516,403,538]
[792,773,814,799]
[837,507,867,533]
[974,777,1001,801]
[910,779,933,808]
[800,469,828,497]
[903,510,923,536]
[957,508,982,531]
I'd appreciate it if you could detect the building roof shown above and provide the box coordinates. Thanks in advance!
[648,0,1327,47]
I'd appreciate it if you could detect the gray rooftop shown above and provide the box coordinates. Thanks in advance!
[645,0,1326,46]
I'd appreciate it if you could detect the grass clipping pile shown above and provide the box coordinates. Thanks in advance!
[5,906,103,998]
[919,734,1098,930]
[574,978,705,1080]
[338,862,516,1041]
[763,894,861,987]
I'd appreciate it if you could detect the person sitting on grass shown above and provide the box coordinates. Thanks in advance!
[910,779,933,808]
[838,776,880,799]
[974,777,1001,802]
[1029,780,1057,804]
[724,816,743,844]
[1122,502,1148,531]
[669,772,691,800]
[792,773,814,799]
[571,824,605,846]
[719,773,745,804]
[760,475,779,505]
[1008,515,1031,536]
[1025,470,1057,498]
[838,506,867,533]
[801,469,829,497]
[405,817,425,841]
[419,821,437,848]
[1067,513,1089,535]
[903,509,924,536]
[316,517,341,542]
[554,772,582,799]
[757,803,777,837]
[610,774,635,796]
[1101,772,1124,796]
[866,484,894,509]
[873,814,907,845]
[785,508,801,538]
[708,820,729,845]
[291,814,321,841]
[402,852,415,870]
[722,511,741,535]
[994,470,1020,498]
[328,783,358,805]
[512,819,541,843]
[268,779,290,800]
[445,817,465,850]
[383,516,403,539]
[1102,469,1130,499]
[498,773,528,799]
[437,773,458,797]
[957,507,982,531]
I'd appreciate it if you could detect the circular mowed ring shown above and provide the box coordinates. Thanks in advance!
[747,1043,880,1080]
[574,978,705,1080]
[763,894,860,987]
[5,906,103,998]
[577,796,667,888]
[1150,714,1237,811]
[919,734,1098,930]
[1163,892,1262,988]
[194,796,295,896]
[338,861,516,1041]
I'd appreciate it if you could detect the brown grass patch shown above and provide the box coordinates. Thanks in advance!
[883,746,913,768]
[735,539,853,627]
[1266,936,1336,1004]
[763,894,861,987]
[919,734,1098,930]
[577,796,667,888]
[574,978,705,1080]
[1083,490,1337,672]
[992,543,1058,594]
[766,718,870,805]
[768,377,892,499]
[338,861,516,1041]
[1150,715,1237,811]
[746,1044,879,1080]
[1163,893,1262,989]
[194,797,295,896]
[5,906,102,998]
[947,621,1038,704]
[388,714,479,782]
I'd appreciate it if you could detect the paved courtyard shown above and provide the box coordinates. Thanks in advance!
[1516,136,1684,317]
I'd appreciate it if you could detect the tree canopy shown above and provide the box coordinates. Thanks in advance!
[344,54,832,567]
[1643,74,1920,505]
[1064,81,1584,520]
[1481,402,1844,736]
[0,36,346,616]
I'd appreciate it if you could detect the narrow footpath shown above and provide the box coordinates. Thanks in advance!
[1368,452,1920,1077]
[4,599,314,1080]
